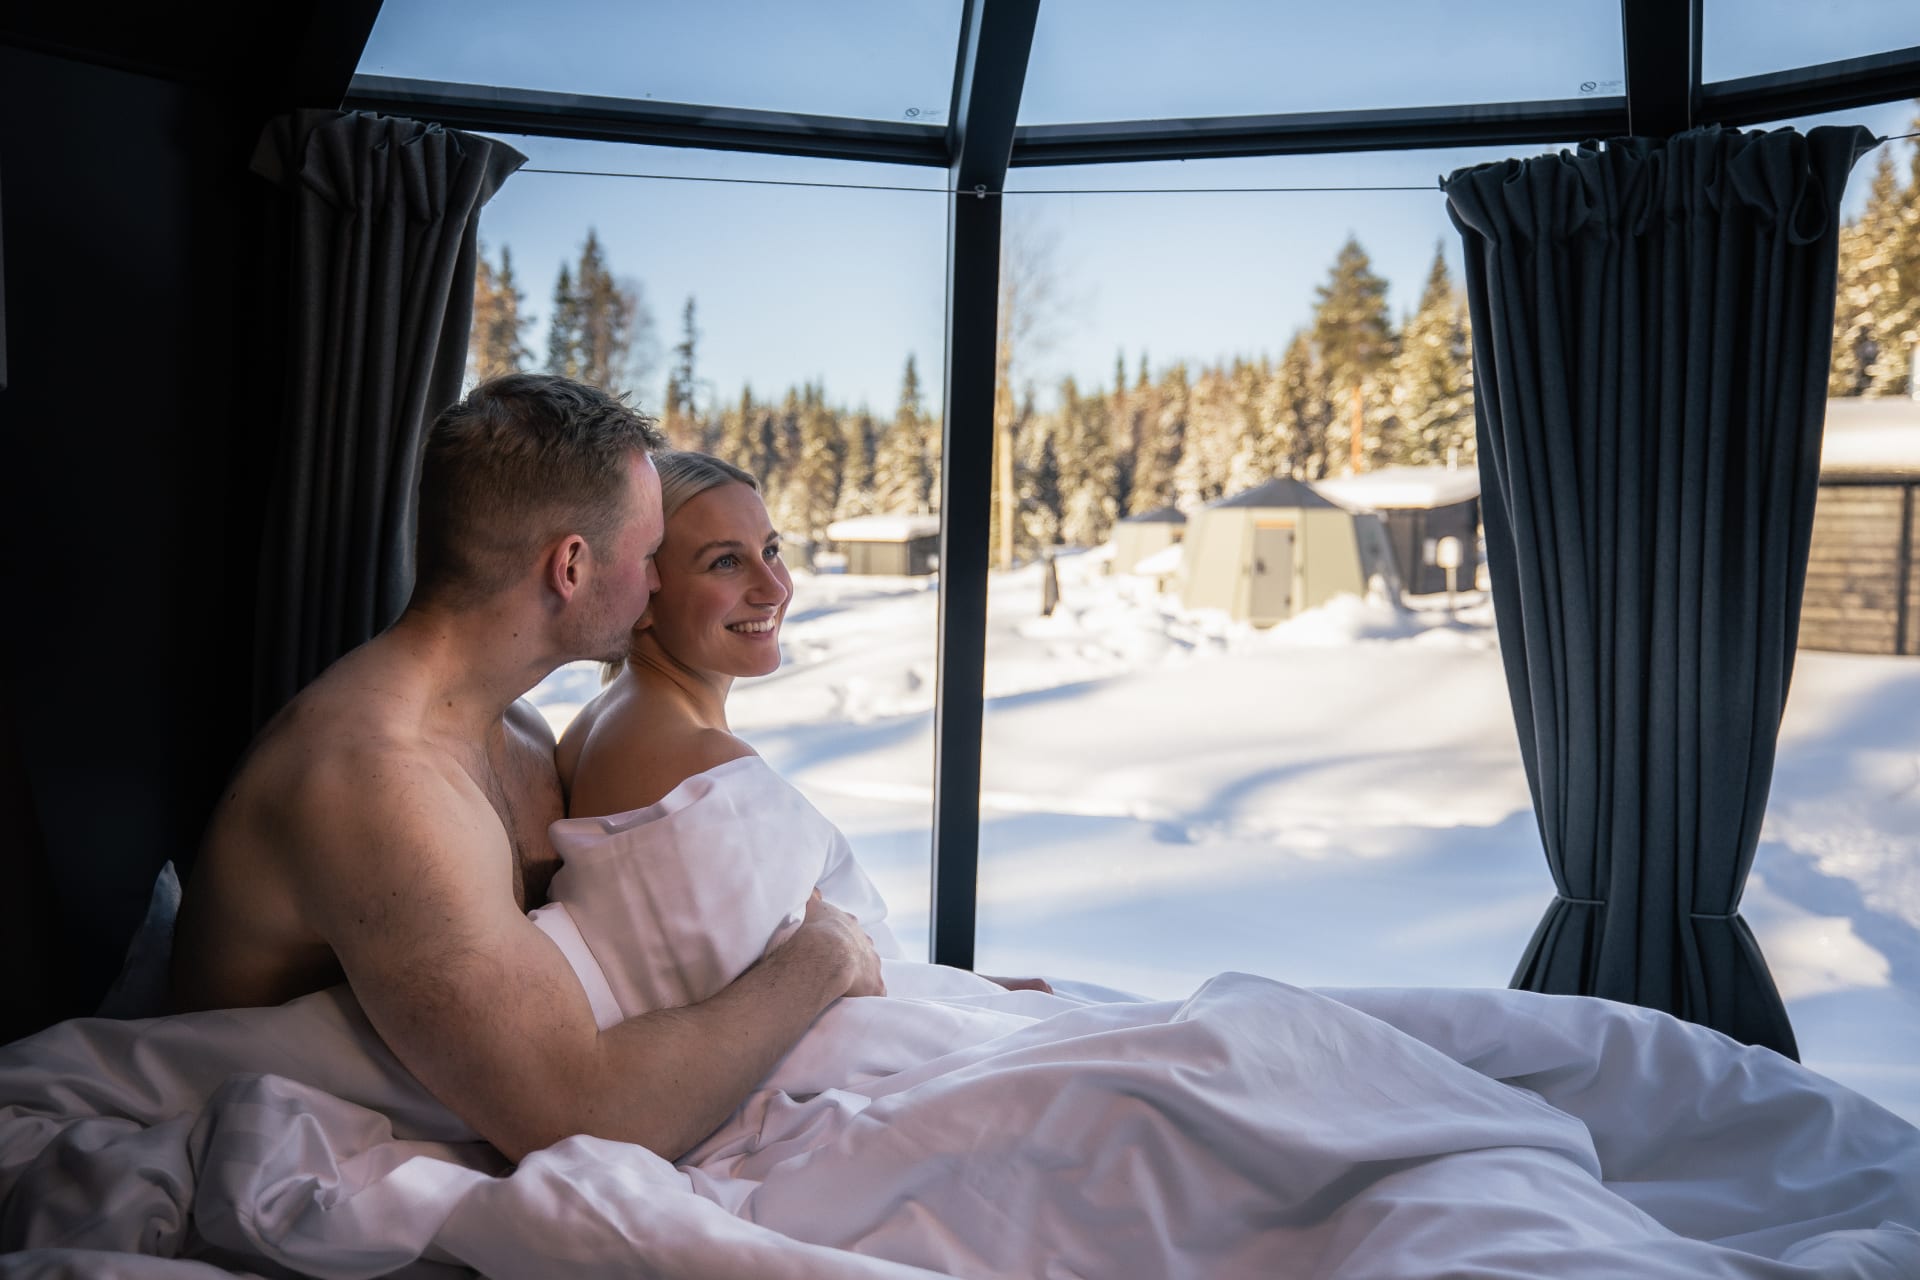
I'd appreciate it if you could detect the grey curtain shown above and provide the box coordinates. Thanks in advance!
[1443,126,1874,1057]
[249,111,525,723]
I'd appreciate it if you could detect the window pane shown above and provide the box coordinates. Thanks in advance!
[1703,0,1920,83]
[977,147,1547,998]
[359,0,963,125]
[1018,0,1625,125]
[506,139,948,954]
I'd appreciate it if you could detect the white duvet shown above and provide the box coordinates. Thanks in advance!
[4,756,1918,1278]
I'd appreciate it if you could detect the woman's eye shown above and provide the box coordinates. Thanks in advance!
[710,554,738,571]
[764,544,782,562]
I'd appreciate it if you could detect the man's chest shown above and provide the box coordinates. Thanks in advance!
[477,733,565,910]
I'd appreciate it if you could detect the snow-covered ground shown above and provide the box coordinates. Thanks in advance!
[529,550,1920,1125]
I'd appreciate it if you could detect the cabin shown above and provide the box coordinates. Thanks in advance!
[823,514,942,577]
[1801,396,1920,656]
[1313,465,1482,598]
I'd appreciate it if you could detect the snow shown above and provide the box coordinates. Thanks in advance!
[1127,541,1183,577]
[529,549,1920,1126]
[1313,465,1483,509]
[1822,397,1920,475]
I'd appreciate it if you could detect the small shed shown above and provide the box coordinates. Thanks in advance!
[1313,466,1482,597]
[824,513,942,576]
[1110,506,1187,574]
[1800,398,1920,656]
[1178,477,1402,625]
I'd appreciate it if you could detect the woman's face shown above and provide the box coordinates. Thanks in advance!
[642,480,792,679]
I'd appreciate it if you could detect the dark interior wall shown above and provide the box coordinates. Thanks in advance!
[0,43,273,1030]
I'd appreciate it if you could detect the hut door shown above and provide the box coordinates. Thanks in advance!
[1250,524,1294,620]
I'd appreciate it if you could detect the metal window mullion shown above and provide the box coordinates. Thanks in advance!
[930,0,1038,970]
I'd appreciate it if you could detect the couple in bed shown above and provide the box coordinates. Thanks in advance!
[172,373,901,1165]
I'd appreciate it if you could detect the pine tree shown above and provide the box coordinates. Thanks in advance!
[1830,112,1920,401]
[1275,330,1336,480]
[1831,152,1906,395]
[1056,376,1119,547]
[1390,245,1476,466]
[1224,357,1279,494]
[713,386,761,483]
[469,243,530,383]
[874,354,938,512]
[1108,357,1138,517]
[545,230,655,395]
[545,264,582,379]
[1312,236,1397,471]
[1129,363,1186,514]
[790,384,846,542]
[663,296,701,447]
[835,411,879,521]
[1014,388,1063,552]
[1173,365,1238,508]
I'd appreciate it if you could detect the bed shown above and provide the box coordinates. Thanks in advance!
[5,770,1919,1279]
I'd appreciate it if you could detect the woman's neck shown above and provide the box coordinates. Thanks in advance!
[623,637,733,732]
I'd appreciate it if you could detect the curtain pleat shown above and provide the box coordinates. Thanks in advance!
[1443,126,1874,1056]
[249,111,525,724]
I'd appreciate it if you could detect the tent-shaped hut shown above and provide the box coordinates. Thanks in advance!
[1178,477,1401,625]
[1110,505,1187,574]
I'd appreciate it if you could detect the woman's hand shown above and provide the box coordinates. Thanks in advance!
[982,974,1054,994]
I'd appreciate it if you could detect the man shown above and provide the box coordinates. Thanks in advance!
[171,373,883,1163]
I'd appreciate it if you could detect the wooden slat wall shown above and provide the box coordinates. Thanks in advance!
[1800,481,1918,656]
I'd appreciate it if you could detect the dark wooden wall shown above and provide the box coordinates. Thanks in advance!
[1800,479,1919,656]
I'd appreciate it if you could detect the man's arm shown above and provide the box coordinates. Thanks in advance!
[299,752,879,1163]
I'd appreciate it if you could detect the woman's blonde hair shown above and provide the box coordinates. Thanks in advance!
[601,450,764,682]
[655,449,759,519]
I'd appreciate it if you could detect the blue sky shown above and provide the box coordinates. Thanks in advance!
[361,1,1920,414]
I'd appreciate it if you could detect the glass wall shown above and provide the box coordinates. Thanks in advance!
[1747,102,1920,1126]
[488,136,951,952]
[967,118,1920,1131]
[972,146,1552,998]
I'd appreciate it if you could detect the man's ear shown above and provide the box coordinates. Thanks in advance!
[544,535,590,604]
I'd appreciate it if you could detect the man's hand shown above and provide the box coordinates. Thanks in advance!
[781,891,885,998]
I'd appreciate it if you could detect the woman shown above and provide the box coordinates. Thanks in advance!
[540,451,1046,1036]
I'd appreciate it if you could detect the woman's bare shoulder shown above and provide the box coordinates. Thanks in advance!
[564,692,753,818]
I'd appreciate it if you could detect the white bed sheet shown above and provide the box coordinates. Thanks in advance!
[3,974,1918,1279]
